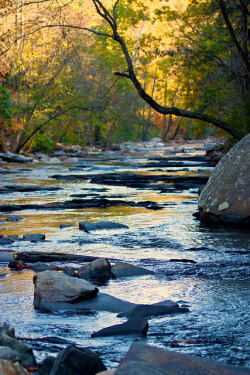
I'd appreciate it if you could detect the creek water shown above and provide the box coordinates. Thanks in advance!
[0,141,249,370]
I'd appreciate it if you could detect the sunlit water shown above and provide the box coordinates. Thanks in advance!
[0,144,249,370]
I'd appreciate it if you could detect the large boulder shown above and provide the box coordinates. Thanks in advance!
[77,258,112,280]
[33,271,98,308]
[49,345,107,375]
[114,342,250,375]
[198,135,250,227]
[111,262,154,278]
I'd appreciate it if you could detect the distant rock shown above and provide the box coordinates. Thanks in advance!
[0,235,14,245]
[0,152,34,163]
[49,345,106,375]
[114,342,250,375]
[91,317,149,338]
[79,221,129,232]
[6,215,23,222]
[198,134,250,227]
[60,224,72,229]
[63,157,78,163]
[23,233,45,242]
[111,262,154,278]
[33,270,99,308]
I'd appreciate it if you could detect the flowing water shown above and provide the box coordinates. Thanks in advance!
[0,141,249,370]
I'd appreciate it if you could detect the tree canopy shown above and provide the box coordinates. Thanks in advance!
[0,0,249,153]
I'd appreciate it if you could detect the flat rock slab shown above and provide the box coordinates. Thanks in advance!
[117,300,189,318]
[79,221,129,232]
[15,251,99,263]
[112,261,154,278]
[91,317,149,338]
[115,342,250,375]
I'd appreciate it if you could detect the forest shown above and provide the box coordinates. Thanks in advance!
[0,0,249,154]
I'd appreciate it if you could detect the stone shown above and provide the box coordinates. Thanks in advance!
[0,323,15,337]
[5,215,23,222]
[33,270,98,308]
[0,332,36,368]
[22,233,45,242]
[0,346,25,363]
[0,152,33,163]
[60,224,72,229]
[49,345,107,375]
[0,359,30,374]
[117,300,189,318]
[32,263,53,273]
[198,134,250,226]
[115,342,250,375]
[63,267,76,277]
[96,371,116,375]
[79,221,129,232]
[111,262,154,278]
[63,157,78,163]
[78,258,112,280]
[0,236,14,245]
[91,317,148,338]
[36,356,55,375]
[0,250,15,263]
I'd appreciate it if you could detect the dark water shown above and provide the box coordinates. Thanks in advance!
[0,142,249,370]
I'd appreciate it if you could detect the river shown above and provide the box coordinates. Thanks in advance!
[0,140,249,370]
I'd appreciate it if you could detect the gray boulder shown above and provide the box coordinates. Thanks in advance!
[50,345,106,375]
[0,322,15,337]
[0,152,33,163]
[114,342,250,375]
[33,270,99,308]
[78,258,112,280]
[198,134,250,226]
[0,235,14,245]
[112,261,154,278]
[91,317,149,338]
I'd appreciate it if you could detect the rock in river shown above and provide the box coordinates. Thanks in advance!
[79,221,129,232]
[33,271,99,308]
[114,342,250,375]
[111,261,154,278]
[77,257,112,280]
[50,345,106,375]
[198,134,250,227]
[91,317,149,338]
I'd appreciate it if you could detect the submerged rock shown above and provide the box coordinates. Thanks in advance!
[33,271,99,308]
[114,342,250,375]
[49,345,106,375]
[117,300,189,318]
[5,215,23,222]
[111,261,154,278]
[198,134,250,227]
[79,221,129,232]
[22,233,45,242]
[91,317,149,338]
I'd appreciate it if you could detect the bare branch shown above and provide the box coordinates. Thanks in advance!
[113,0,120,21]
